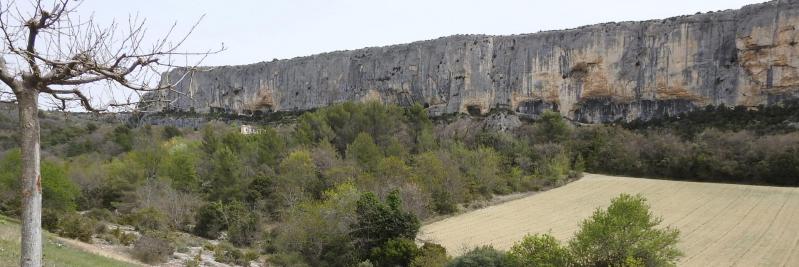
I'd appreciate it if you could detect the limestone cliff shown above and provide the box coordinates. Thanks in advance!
[147,0,799,123]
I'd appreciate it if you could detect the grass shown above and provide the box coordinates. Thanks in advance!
[0,215,139,267]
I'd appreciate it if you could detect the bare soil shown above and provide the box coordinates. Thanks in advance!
[419,173,799,266]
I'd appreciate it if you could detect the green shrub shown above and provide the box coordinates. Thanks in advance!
[447,246,512,267]
[205,147,246,201]
[245,174,279,216]
[108,227,137,246]
[226,202,261,246]
[124,207,168,231]
[0,149,79,213]
[411,243,450,267]
[110,125,133,151]
[760,147,799,186]
[65,140,97,157]
[508,234,571,267]
[535,111,571,143]
[274,183,360,266]
[194,200,260,244]
[431,190,457,215]
[251,127,287,167]
[369,238,419,267]
[213,242,250,266]
[41,209,61,232]
[132,234,175,264]
[85,208,115,222]
[185,250,202,267]
[352,191,420,255]
[85,123,98,133]
[346,132,382,171]
[569,194,682,266]
[162,125,183,139]
[530,143,570,181]
[269,252,310,267]
[56,212,96,243]
[194,202,226,239]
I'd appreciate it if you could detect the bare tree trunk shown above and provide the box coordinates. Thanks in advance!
[17,90,42,267]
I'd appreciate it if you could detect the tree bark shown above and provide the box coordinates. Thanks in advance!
[17,90,41,267]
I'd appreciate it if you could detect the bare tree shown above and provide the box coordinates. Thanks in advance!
[0,1,220,266]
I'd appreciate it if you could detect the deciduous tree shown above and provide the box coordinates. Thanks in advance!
[569,194,682,266]
[0,1,219,264]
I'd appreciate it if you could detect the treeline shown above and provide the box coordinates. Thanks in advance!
[0,102,581,266]
[572,126,799,186]
[624,101,799,137]
[468,107,799,186]
[580,101,799,186]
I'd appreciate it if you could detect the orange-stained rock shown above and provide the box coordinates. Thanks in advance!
[146,0,799,123]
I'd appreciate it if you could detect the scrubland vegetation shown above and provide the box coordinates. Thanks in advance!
[0,101,797,266]
[0,215,138,267]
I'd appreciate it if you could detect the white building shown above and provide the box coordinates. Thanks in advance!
[240,124,259,135]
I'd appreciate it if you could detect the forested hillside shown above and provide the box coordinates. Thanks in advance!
[0,101,797,266]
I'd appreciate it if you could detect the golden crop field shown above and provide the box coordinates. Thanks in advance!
[419,174,799,266]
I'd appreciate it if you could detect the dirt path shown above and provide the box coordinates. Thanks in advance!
[54,237,146,266]
[418,173,799,266]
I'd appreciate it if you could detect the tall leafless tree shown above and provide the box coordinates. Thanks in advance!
[0,1,220,266]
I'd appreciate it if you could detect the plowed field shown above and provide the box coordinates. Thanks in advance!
[419,174,799,266]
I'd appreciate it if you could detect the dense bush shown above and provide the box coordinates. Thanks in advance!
[226,201,262,246]
[110,125,134,152]
[106,226,136,246]
[508,234,571,267]
[132,234,175,264]
[352,191,420,256]
[212,242,258,266]
[274,183,360,266]
[447,246,512,267]
[55,212,96,243]
[0,149,79,213]
[193,202,227,239]
[411,243,450,267]
[193,200,260,244]
[569,194,681,266]
[295,101,407,151]
[369,238,419,267]
[269,252,311,267]
[124,207,168,231]
[162,125,183,139]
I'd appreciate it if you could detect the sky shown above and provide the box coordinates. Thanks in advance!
[78,0,765,67]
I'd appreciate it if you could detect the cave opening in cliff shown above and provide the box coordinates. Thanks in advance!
[466,105,482,116]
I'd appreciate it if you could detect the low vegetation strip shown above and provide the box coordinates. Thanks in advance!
[419,173,799,266]
[0,216,141,267]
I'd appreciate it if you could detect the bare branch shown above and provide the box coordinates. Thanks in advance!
[0,0,223,112]
[0,57,19,91]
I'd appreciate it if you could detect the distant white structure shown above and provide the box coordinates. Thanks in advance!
[240,124,260,135]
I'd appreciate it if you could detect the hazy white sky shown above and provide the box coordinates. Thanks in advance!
[79,0,765,66]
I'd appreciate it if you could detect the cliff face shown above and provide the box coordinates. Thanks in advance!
[149,0,799,123]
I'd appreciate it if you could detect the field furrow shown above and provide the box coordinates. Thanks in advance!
[419,174,799,266]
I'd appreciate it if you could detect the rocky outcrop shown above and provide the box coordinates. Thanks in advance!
[147,0,799,123]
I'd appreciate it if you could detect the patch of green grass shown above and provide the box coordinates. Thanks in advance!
[0,215,138,267]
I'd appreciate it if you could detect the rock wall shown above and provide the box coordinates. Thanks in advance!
[147,0,799,123]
